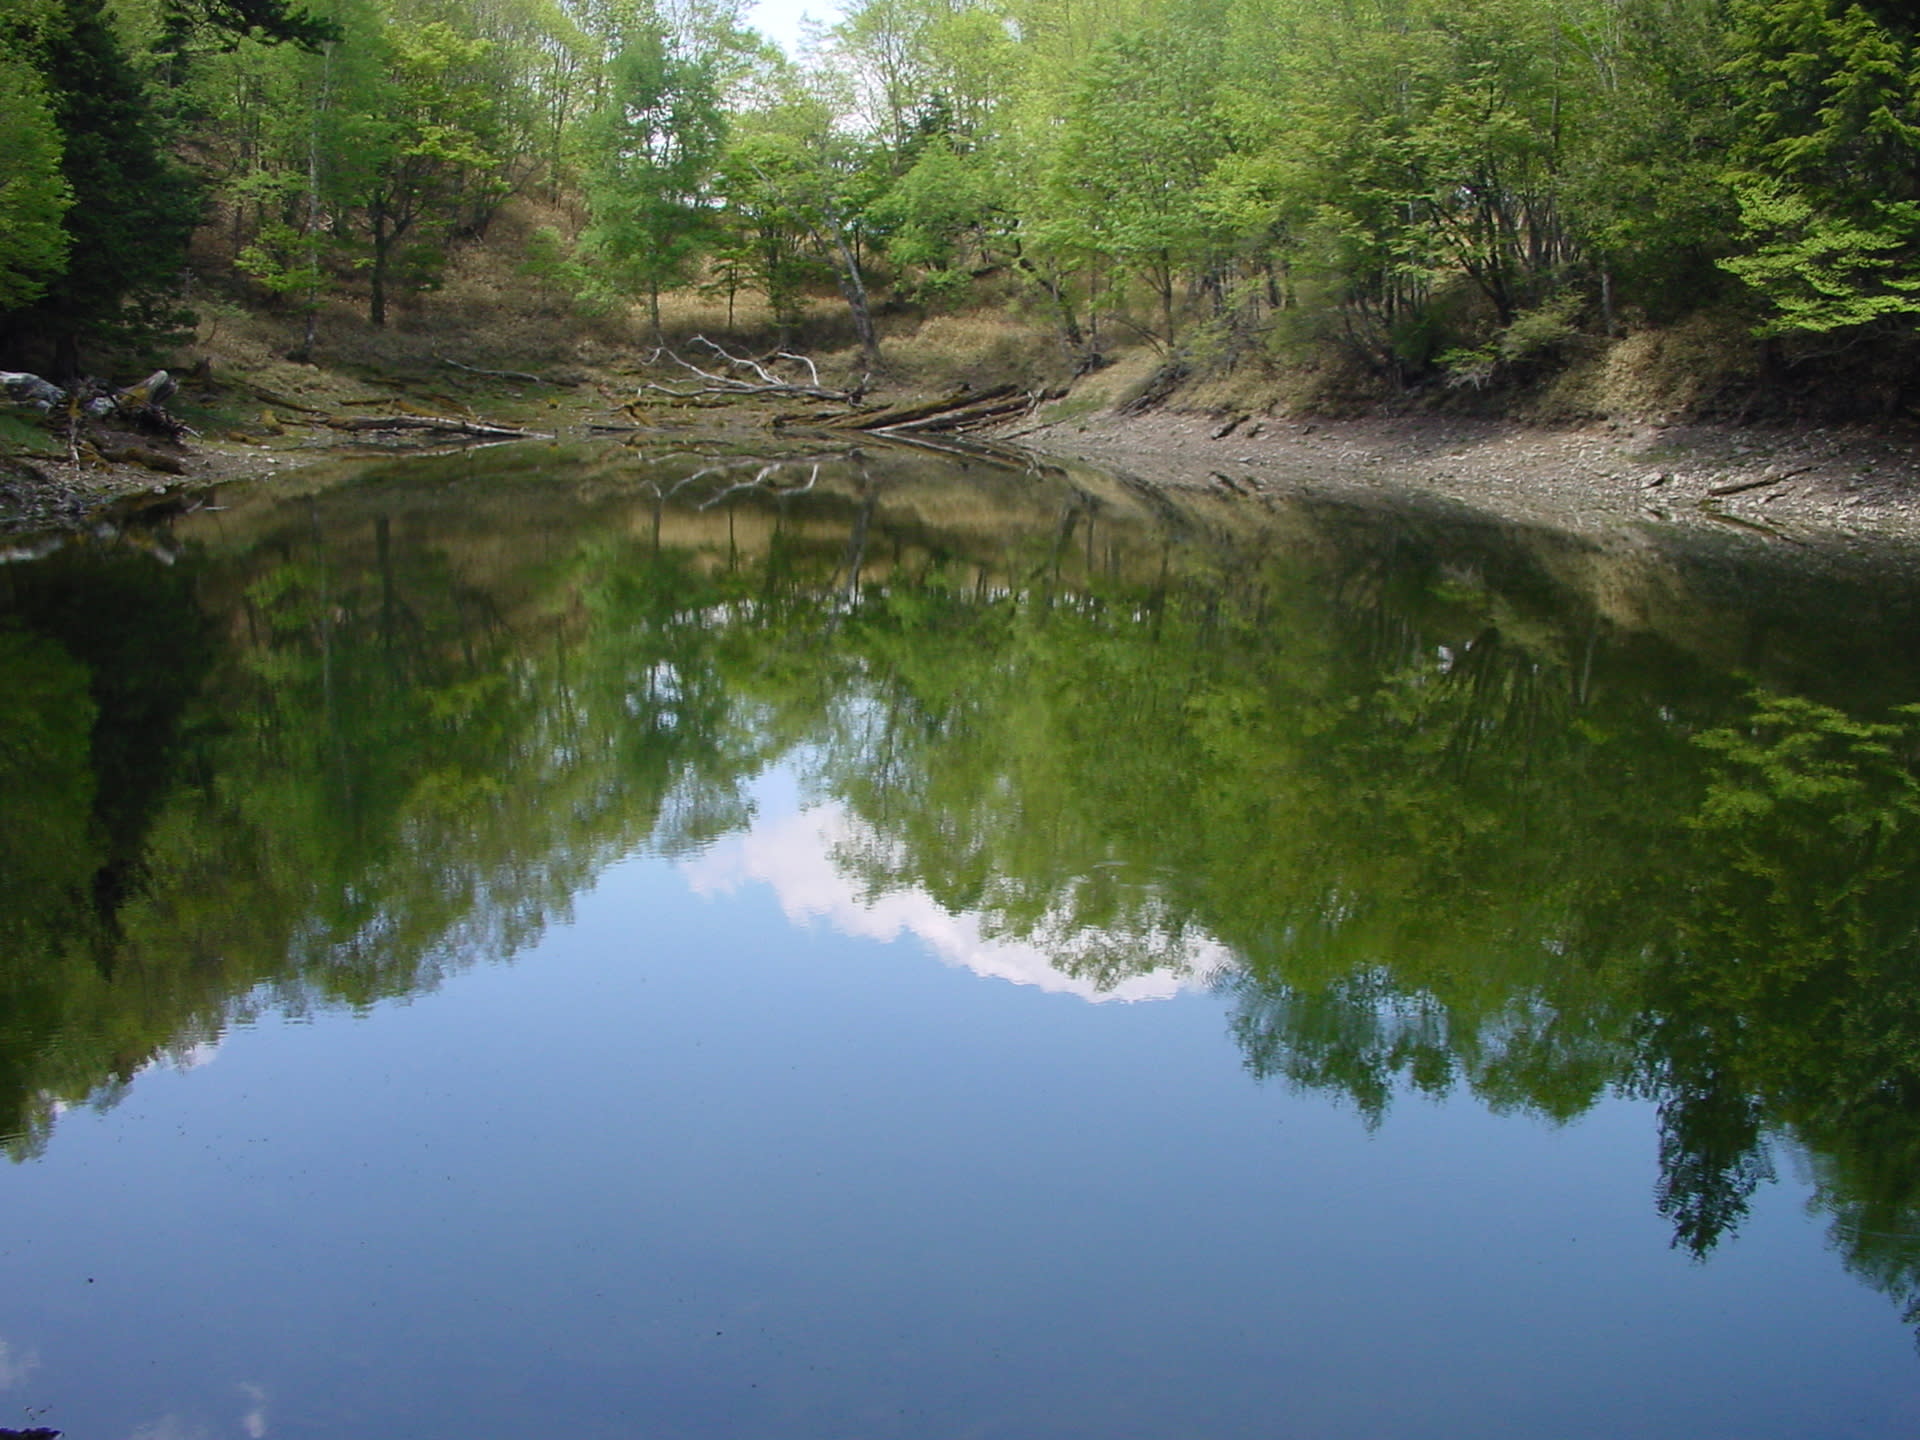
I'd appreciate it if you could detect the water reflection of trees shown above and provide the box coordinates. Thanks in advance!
[6,457,1920,1338]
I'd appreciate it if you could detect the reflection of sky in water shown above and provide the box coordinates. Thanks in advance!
[682,792,1227,1003]
[0,1338,40,1390]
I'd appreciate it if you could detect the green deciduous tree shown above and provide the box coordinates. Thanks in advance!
[0,56,73,311]
[1051,22,1228,345]
[323,12,507,325]
[580,20,727,332]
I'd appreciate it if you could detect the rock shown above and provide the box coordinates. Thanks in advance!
[1,371,67,410]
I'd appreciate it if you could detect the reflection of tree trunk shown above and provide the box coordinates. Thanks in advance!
[311,499,348,802]
[842,477,877,607]
[1047,503,1081,605]
[377,515,396,654]
[1578,613,1599,708]
[1149,542,1170,640]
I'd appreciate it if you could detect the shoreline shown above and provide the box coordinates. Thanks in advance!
[1002,410,1920,554]
[13,389,1920,559]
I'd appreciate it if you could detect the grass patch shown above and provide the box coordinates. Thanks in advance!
[0,410,63,457]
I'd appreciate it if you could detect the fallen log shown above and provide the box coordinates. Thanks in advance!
[828,385,1018,431]
[907,396,1038,432]
[1706,465,1815,498]
[811,384,1054,436]
[325,415,552,440]
[871,388,1055,434]
[99,443,187,475]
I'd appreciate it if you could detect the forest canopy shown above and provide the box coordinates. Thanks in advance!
[2,0,1919,392]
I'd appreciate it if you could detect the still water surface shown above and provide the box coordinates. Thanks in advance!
[4,441,1920,1437]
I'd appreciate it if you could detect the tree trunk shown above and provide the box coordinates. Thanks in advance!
[370,212,390,328]
[52,328,80,384]
[1158,253,1176,346]
[1014,254,1085,350]
[825,212,881,366]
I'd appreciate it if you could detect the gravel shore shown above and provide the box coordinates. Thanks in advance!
[1007,410,1920,554]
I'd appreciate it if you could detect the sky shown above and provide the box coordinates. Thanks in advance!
[744,0,840,54]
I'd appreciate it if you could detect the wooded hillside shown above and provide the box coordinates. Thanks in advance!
[4,0,1919,413]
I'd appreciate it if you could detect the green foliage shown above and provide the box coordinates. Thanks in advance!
[1440,291,1586,387]
[321,13,509,324]
[1051,22,1228,342]
[578,21,726,329]
[0,57,72,310]
[1,0,199,370]
[1721,0,1920,336]
[516,223,607,311]
[12,0,1920,383]
[1721,181,1920,334]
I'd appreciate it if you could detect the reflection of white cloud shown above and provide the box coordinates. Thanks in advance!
[171,1041,220,1072]
[681,802,1225,1002]
[130,1038,220,1083]
[238,1381,269,1438]
[0,1339,40,1390]
[132,1416,210,1440]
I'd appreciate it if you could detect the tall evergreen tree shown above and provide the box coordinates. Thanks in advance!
[0,0,199,375]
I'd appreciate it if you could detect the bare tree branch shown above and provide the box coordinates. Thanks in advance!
[639,337,861,404]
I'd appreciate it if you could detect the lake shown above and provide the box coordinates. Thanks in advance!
[3,437,1919,1439]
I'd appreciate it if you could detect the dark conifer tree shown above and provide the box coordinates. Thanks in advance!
[0,0,199,376]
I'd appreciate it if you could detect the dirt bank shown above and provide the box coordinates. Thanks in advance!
[1002,409,1920,554]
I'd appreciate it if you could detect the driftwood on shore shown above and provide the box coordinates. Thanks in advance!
[1706,465,1815,498]
[324,414,552,440]
[822,384,1049,435]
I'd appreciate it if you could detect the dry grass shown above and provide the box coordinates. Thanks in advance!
[1535,313,1762,422]
[1025,348,1162,429]
[866,311,1069,395]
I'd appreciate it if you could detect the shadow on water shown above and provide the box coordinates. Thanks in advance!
[8,437,1920,1338]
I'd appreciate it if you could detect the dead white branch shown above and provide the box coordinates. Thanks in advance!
[436,355,555,384]
[639,337,859,404]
